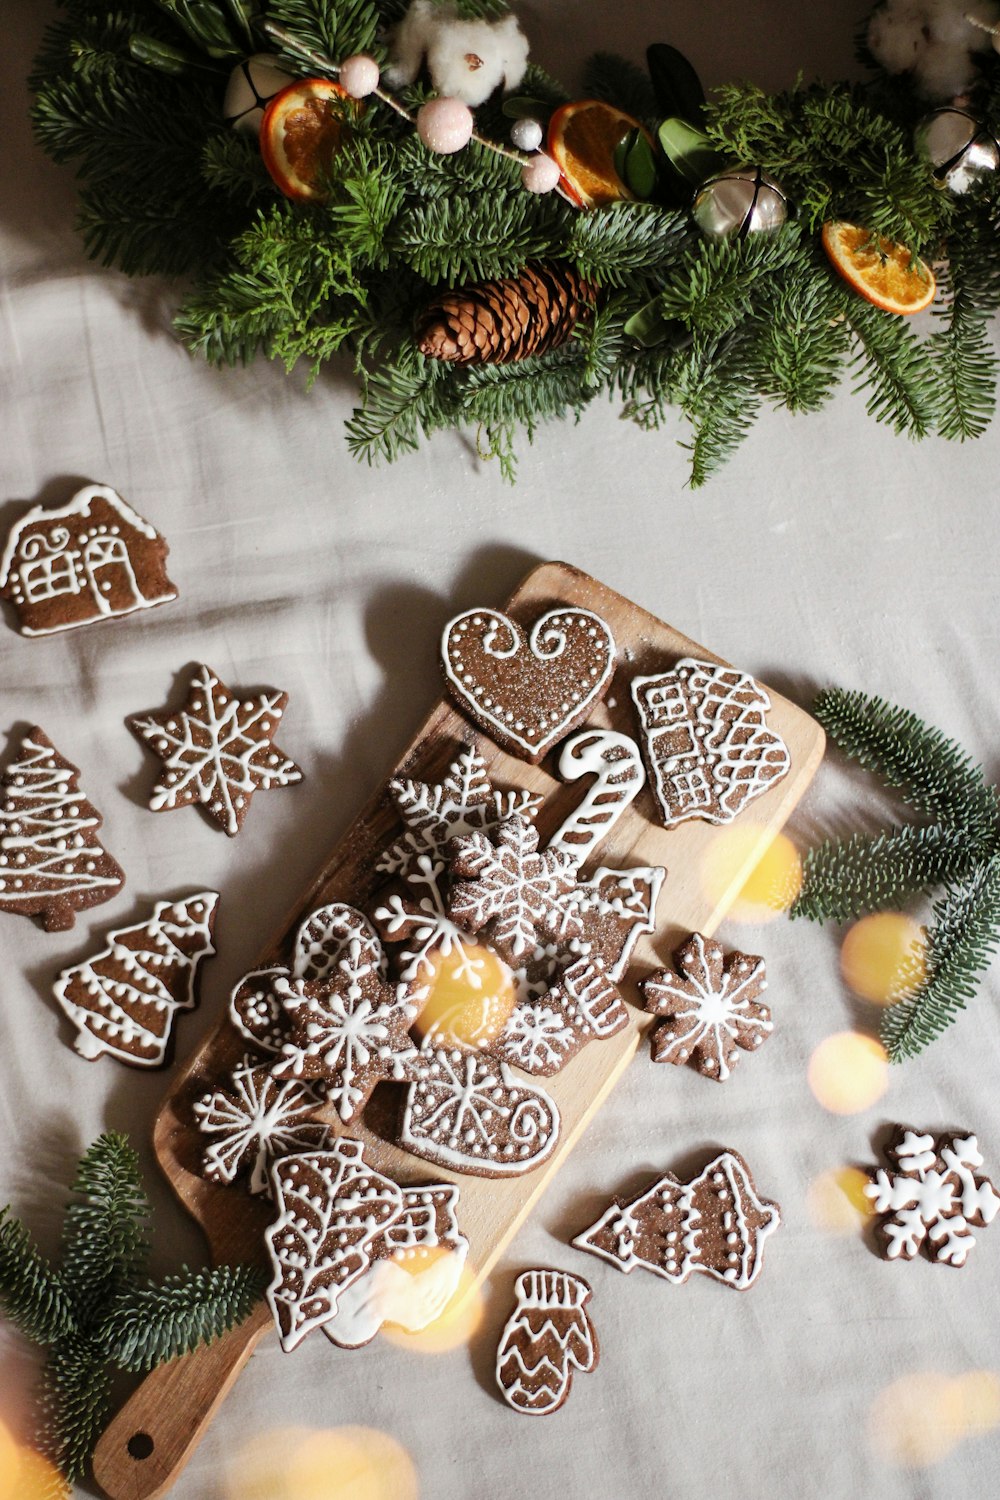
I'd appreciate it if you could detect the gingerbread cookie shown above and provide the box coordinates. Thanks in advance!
[573,1149,780,1290]
[441,607,616,762]
[0,726,125,931]
[193,1059,332,1195]
[265,1139,405,1351]
[1,483,176,637]
[54,892,219,1066]
[865,1129,1000,1266]
[270,938,427,1122]
[322,1182,469,1349]
[495,1269,598,1415]
[400,1045,560,1177]
[449,813,581,962]
[642,933,771,1081]
[630,658,790,828]
[546,729,646,861]
[229,966,290,1055]
[499,956,628,1077]
[128,663,303,835]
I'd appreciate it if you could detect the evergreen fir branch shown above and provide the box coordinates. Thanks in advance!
[880,857,1000,1061]
[390,194,570,286]
[812,688,1000,833]
[0,1211,76,1346]
[346,349,450,463]
[842,295,938,437]
[791,822,983,923]
[326,137,406,268]
[101,1265,268,1371]
[201,130,272,202]
[564,202,687,289]
[573,295,629,389]
[455,347,596,433]
[929,214,1000,440]
[60,1134,149,1324]
[656,227,804,339]
[396,134,520,203]
[37,1338,111,1485]
[681,338,762,488]
[751,266,849,413]
[582,51,659,123]
[266,0,382,65]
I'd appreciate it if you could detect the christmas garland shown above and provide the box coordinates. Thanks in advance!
[29,1,1000,482]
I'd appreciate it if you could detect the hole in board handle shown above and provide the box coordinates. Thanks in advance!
[128,1432,155,1461]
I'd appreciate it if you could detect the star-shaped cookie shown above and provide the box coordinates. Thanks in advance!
[128,663,303,835]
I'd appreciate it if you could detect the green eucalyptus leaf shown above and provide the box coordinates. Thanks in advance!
[155,0,240,58]
[657,117,725,183]
[623,131,657,198]
[502,96,554,123]
[624,297,670,346]
[646,42,706,122]
[129,34,204,75]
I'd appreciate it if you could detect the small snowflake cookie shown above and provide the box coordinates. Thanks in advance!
[128,662,303,835]
[630,658,790,828]
[495,1269,598,1415]
[642,933,772,1081]
[865,1128,1000,1267]
[193,1058,332,1195]
[441,607,616,763]
[1,483,177,637]
[573,1149,780,1291]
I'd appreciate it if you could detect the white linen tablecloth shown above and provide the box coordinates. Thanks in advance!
[3,4,1000,1497]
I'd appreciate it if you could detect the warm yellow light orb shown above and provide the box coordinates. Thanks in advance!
[224,1426,418,1500]
[869,1372,962,1468]
[0,1424,63,1500]
[807,1031,888,1114]
[806,1165,874,1233]
[414,943,515,1047]
[840,912,926,1005]
[701,827,802,923]
[949,1370,1000,1436]
[383,1260,484,1354]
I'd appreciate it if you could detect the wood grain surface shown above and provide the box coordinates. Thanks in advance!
[92,561,824,1500]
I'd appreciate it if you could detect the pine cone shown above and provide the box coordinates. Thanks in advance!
[415,262,596,366]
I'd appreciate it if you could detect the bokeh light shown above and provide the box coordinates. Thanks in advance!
[0,1420,64,1500]
[806,1166,873,1233]
[808,1031,888,1114]
[869,1370,1000,1468]
[701,827,802,923]
[382,1259,484,1354]
[413,944,515,1048]
[224,1425,418,1500]
[841,912,927,1005]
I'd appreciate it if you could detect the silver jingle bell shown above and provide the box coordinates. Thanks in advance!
[223,54,294,135]
[914,108,1000,195]
[692,167,789,240]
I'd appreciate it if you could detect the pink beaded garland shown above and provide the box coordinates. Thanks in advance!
[416,96,475,154]
[521,152,562,194]
[339,54,380,99]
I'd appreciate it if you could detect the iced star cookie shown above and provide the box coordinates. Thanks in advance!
[128,662,303,835]
[642,933,772,1081]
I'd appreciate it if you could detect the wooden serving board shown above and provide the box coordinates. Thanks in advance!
[92,562,824,1500]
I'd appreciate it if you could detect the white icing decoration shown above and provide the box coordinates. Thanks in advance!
[228,966,290,1055]
[495,1270,597,1415]
[400,1048,559,1177]
[193,1058,332,1195]
[441,608,616,757]
[0,484,177,635]
[547,729,645,861]
[291,901,385,982]
[53,892,219,1066]
[571,864,665,982]
[643,933,771,1081]
[630,658,791,828]
[864,1130,1000,1265]
[449,814,580,959]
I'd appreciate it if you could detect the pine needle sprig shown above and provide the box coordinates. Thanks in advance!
[0,1133,267,1486]
[793,688,1000,1061]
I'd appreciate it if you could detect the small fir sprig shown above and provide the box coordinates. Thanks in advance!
[792,689,1000,1061]
[0,1133,266,1491]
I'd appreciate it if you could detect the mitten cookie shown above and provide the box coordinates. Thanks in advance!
[865,1128,1000,1266]
[495,1269,598,1414]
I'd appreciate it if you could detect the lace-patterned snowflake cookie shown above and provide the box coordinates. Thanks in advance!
[448,813,581,962]
[128,662,303,835]
[630,658,790,829]
[642,933,771,1081]
[865,1128,1000,1266]
[193,1058,332,1196]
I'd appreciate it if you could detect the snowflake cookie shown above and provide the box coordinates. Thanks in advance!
[573,1149,781,1291]
[495,1269,598,1415]
[630,658,790,829]
[0,726,125,932]
[193,1058,332,1195]
[322,1182,469,1349]
[441,607,616,763]
[54,892,218,1066]
[400,1045,560,1177]
[642,933,771,1081]
[128,662,303,836]
[448,812,581,961]
[270,937,427,1122]
[865,1129,1000,1266]
[265,1138,405,1351]
[500,956,629,1077]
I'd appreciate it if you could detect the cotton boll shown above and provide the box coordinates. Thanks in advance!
[926,0,999,51]
[386,1,530,107]
[868,2,928,74]
[913,37,980,96]
[869,0,1000,99]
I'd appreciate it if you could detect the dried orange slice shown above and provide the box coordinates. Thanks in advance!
[260,77,355,202]
[547,99,650,209]
[821,221,935,315]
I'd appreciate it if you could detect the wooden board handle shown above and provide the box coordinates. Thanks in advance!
[91,1308,270,1500]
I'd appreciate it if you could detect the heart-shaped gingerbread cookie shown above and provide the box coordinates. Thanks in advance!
[441,607,616,761]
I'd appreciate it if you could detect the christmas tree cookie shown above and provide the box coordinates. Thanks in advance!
[0,726,124,931]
